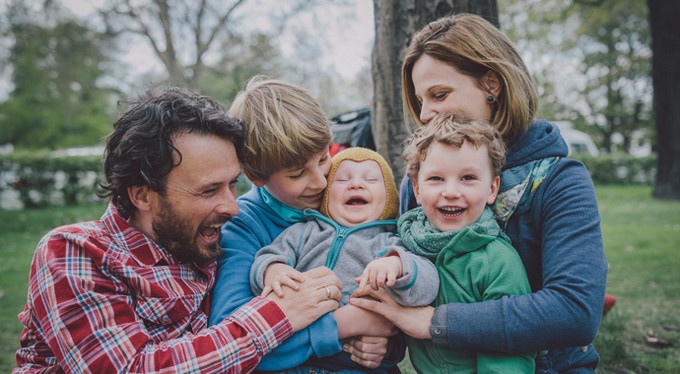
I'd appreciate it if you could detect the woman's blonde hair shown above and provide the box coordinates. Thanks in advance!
[403,113,506,182]
[229,76,332,181]
[402,13,538,145]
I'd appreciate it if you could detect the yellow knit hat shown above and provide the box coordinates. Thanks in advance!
[320,147,399,220]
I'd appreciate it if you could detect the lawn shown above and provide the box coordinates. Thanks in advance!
[592,185,680,374]
[0,202,108,371]
[1,185,678,373]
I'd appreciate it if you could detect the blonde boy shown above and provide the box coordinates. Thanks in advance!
[209,76,399,372]
[395,113,535,373]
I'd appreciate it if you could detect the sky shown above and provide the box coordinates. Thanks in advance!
[60,0,375,80]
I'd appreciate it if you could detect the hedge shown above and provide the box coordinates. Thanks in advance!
[573,153,656,185]
[0,152,656,210]
[0,153,104,209]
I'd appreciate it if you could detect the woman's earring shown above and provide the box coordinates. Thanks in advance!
[486,95,495,103]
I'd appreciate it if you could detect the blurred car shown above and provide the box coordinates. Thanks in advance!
[554,121,599,157]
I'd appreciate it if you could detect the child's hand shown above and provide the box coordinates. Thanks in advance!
[355,256,402,292]
[262,263,305,297]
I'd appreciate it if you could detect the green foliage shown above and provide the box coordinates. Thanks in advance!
[0,1,371,155]
[0,2,116,150]
[499,0,653,155]
[572,0,653,153]
[575,153,656,185]
[499,0,574,121]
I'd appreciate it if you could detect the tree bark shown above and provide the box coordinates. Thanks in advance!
[371,0,498,184]
[649,0,680,199]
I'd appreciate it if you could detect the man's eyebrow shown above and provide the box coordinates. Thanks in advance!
[196,181,223,191]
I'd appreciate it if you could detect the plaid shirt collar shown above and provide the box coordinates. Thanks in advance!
[101,201,182,267]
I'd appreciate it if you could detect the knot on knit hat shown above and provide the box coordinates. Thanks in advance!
[320,147,399,220]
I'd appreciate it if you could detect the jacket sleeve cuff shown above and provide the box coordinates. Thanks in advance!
[309,312,342,357]
[430,304,448,346]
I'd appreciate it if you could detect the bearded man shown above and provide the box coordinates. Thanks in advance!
[14,87,341,373]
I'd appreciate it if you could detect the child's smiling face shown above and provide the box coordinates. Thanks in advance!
[413,140,499,232]
[326,160,387,227]
[256,149,332,211]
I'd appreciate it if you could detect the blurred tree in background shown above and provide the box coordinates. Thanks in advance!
[95,0,369,111]
[0,0,677,198]
[572,0,652,154]
[649,0,680,200]
[98,0,271,92]
[0,0,372,151]
[0,1,116,150]
[500,0,652,155]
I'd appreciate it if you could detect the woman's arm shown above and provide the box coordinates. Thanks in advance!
[395,163,607,353]
[334,303,398,339]
[350,288,434,339]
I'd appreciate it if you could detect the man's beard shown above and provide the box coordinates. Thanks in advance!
[152,199,226,266]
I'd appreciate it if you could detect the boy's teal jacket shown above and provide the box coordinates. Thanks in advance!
[210,187,406,372]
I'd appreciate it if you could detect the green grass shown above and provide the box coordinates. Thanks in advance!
[594,185,680,374]
[0,202,108,371]
[1,185,679,373]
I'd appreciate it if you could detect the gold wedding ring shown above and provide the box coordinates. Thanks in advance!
[324,285,331,300]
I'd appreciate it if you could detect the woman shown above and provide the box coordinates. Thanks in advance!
[349,13,608,373]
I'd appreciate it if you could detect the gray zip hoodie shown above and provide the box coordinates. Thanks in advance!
[250,210,439,307]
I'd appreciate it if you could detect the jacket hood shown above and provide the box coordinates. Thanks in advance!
[505,119,569,169]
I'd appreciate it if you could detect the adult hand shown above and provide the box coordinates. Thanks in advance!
[334,302,398,339]
[350,287,434,340]
[342,336,388,369]
[266,266,342,332]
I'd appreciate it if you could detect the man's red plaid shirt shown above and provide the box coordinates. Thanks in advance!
[14,202,292,373]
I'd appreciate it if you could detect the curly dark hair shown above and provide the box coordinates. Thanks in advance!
[99,86,245,219]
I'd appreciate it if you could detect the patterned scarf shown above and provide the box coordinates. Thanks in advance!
[492,157,559,228]
[398,206,508,260]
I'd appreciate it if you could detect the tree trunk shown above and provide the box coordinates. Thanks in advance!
[649,0,680,199]
[371,0,498,184]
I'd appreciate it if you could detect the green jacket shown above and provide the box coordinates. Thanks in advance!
[405,222,535,373]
